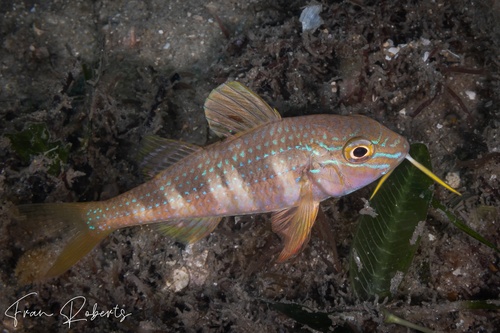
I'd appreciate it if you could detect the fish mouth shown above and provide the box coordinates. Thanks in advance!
[370,154,461,200]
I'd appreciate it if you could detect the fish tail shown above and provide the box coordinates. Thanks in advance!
[16,202,114,283]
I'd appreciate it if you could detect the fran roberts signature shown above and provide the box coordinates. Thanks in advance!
[4,292,132,328]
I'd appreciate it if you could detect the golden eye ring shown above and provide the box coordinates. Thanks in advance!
[343,138,374,163]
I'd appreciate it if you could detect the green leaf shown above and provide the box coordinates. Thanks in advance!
[383,309,436,333]
[458,300,500,310]
[349,143,434,300]
[6,123,70,175]
[262,300,354,333]
[431,198,500,253]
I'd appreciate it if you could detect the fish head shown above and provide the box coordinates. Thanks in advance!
[313,115,409,197]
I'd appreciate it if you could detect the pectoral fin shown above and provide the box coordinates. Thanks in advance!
[271,176,319,262]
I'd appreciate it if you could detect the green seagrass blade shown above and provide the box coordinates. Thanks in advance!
[349,143,434,300]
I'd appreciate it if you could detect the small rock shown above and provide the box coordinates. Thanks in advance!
[445,172,461,189]
[299,4,323,32]
[165,267,190,292]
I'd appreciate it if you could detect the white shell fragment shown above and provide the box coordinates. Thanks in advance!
[387,46,400,56]
[165,267,190,292]
[420,37,431,46]
[299,4,323,32]
[445,172,461,189]
[359,198,378,218]
[383,39,406,60]
[465,90,476,100]
[423,51,430,62]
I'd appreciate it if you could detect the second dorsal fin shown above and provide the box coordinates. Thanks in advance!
[203,81,281,137]
[139,135,201,179]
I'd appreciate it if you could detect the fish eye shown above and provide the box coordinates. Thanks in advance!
[343,138,374,163]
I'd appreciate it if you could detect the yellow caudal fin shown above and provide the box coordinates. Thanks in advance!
[15,203,113,283]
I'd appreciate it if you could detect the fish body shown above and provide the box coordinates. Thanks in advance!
[100,114,407,229]
[16,82,457,282]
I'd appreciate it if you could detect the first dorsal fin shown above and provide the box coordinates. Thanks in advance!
[204,81,281,137]
[139,135,201,179]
